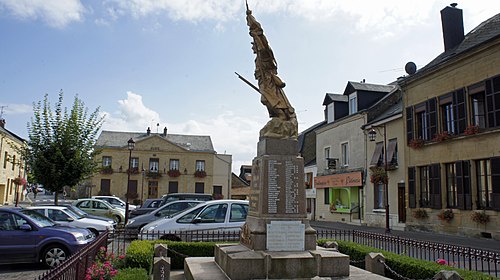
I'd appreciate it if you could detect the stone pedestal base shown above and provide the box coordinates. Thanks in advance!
[213,244,350,280]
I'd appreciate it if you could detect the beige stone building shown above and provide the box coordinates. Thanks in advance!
[0,119,27,205]
[92,128,231,204]
[401,6,500,239]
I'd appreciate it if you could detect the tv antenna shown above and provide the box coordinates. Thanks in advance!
[0,106,7,119]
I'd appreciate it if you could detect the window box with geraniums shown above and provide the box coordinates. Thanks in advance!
[370,167,388,184]
[167,169,181,178]
[464,125,480,135]
[146,171,161,179]
[413,208,428,219]
[127,167,140,175]
[409,138,424,149]
[194,170,206,178]
[100,166,113,174]
[212,193,224,200]
[433,131,451,142]
[437,209,454,222]
[471,211,490,224]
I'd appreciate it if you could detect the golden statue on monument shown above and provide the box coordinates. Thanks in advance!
[245,4,298,139]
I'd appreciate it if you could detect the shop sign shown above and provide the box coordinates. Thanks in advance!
[314,172,362,188]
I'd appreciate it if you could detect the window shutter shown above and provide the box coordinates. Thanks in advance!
[408,167,416,208]
[491,157,500,210]
[324,188,330,205]
[456,161,465,210]
[386,139,397,166]
[454,89,467,134]
[430,164,442,209]
[427,98,437,141]
[406,107,414,144]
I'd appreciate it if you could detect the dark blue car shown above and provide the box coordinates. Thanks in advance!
[0,208,95,268]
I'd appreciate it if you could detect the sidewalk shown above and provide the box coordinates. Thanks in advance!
[310,220,500,253]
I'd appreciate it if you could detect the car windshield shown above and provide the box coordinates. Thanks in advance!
[63,208,83,219]
[20,209,56,227]
[67,205,88,217]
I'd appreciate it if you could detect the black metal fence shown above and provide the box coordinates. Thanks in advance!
[38,228,500,279]
[36,231,108,280]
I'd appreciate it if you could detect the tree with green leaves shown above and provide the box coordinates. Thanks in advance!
[23,91,104,204]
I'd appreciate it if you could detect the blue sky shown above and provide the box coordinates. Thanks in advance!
[1,0,499,172]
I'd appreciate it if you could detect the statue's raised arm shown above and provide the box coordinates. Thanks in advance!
[245,5,298,139]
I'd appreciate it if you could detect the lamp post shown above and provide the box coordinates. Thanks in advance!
[368,125,390,233]
[125,138,135,225]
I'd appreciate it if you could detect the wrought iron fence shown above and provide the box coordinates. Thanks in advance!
[36,231,108,280]
[37,228,499,279]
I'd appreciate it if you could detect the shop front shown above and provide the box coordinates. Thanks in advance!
[314,171,363,222]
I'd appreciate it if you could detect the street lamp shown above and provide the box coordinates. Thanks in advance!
[125,137,135,225]
[368,125,391,234]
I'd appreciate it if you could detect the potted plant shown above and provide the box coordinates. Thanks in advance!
[167,169,181,177]
[437,209,454,222]
[13,176,27,186]
[413,208,428,219]
[433,131,452,142]
[464,125,480,135]
[194,170,207,178]
[329,204,336,213]
[370,167,388,184]
[409,138,424,149]
[471,211,490,224]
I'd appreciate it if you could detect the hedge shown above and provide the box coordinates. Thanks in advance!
[152,240,218,269]
[114,268,149,280]
[317,239,497,280]
[125,240,154,272]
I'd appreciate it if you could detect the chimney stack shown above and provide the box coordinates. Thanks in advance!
[440,3,465,52]
[163,127,167,137]
[0,119,5,128]
[147,127,151,136]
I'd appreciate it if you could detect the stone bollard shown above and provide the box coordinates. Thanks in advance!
[433,270,464,280]
[323,241,338,251]
[365,252,385,276]
[153,256,171,280]
[154,244,168,257]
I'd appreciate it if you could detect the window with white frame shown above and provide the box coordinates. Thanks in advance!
[130,157,139,169]
[169,159,179,170]
[341,142,349,166]
[195,160,205,171]
[349,94,357,114]
[327,103,334,123]
[102,156,112,167]
[324,147,330,160]
[149,158,159,173]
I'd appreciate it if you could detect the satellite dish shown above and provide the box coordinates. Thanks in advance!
[405,62,417,75]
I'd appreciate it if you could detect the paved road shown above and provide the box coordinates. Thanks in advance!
[310,220,500,253]
[0,263,47,280]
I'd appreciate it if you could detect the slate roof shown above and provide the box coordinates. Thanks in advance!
[343,81,395,95]
[96,130,215,153]
[0,123,25,143]
[412,12,500,79]
[323,93,348,105]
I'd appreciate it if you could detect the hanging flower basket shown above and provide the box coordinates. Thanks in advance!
[167,169,181,178]
[437,209,454,222]
[194,170,207,178]
[13,176,27,186]
[471,211,490,224]
[409,138,424,149]
[370,167,388,184]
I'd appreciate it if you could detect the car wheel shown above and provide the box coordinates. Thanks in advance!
[113,215,121,224]
[42,245,68,268]
[160,234,182,241]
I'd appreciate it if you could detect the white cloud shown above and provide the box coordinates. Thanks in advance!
[102,92,262,173]
[0,103,32,115]
[0,0,85,28]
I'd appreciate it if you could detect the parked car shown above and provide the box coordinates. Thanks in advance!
[0,208,95,268]
[139,199,249,241]
[92,195,137,211]
[59,204,116,227]
[126,200,202,232]
[73,198,125,224]
[159,193,213,207]
[27,206,114,236]
[129,198,163,218]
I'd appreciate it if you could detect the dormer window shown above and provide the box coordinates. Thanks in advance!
[327,103,335,123]
[349,93,357,114]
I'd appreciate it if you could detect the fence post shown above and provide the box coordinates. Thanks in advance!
[153,257,171,280]
[365,252,385,276]
[154,244,168,257]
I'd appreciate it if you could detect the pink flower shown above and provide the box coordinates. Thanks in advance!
[436,259,448,265]
[119,255,125,259]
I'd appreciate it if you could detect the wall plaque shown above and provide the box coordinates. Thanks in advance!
[266,221,305,251]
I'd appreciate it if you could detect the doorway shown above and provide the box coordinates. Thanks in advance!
[397,183,406,223]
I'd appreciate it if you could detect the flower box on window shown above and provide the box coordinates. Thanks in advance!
[413,208,428,219]
[212,193,224,200]
[471,211,490,224]
[433,131,452,142]
[194,170,207,178]
[409,138,424,149]
[437,209,454,222]
[167,169,181,178]
[100,166,113,174]
[146,172,161,179]
[127,167,140,175]
[464,125,480,135]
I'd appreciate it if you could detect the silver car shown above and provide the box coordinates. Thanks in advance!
[139,199,248,241]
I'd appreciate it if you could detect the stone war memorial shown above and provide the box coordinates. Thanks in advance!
[184,4,369,280]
